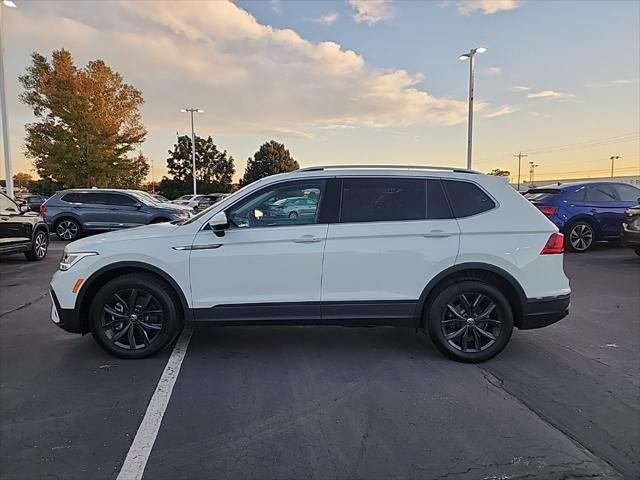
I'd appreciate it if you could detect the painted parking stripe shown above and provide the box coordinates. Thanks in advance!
[116,325,193,480]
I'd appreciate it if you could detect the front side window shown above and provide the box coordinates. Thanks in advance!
[442,180,496,218]
[227,181,324,228]
[340,178,426,223]
[103,193,138,206]
[613,183,640,202]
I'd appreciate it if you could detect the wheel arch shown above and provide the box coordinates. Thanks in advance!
[563,215,601,238]
[414,263,527,329]
[76,261,191,334]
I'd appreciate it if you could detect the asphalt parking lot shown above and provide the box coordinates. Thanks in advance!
[1,238,638,480]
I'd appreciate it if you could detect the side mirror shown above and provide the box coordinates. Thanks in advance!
[208,211,228,237]
[19,204,30,213]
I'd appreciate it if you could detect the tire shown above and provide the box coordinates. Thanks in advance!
[24,229,49,261]
[89,274,182,359]
[55,218,81,241]
[425,280,514,363]
[565,221,595,253]
[288,211,298,219]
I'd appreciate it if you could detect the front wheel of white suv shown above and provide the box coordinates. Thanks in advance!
[89,274,182,359]
[425,280,514,363]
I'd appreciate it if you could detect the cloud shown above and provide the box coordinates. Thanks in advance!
[510,85,530,92]
[527,90,576,99]
[9,0,470,139]
[348,0,394,24]
[484,66,501,76]
[585,79,637,88]
[484,104,515,118]
[269,0,281,14]
[314,12,339,25]
[454,0,521,15]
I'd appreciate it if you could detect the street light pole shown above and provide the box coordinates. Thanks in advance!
[610,155,621,178]
[0,0,16,199]
[459,47,487,170]
[180,108,203,196]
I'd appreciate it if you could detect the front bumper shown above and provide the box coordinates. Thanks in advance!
[50,288,84,334]
[520,294,570,330]
[621,225,640,248]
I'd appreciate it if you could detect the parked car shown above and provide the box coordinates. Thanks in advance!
[525,181,640,252]
[151,193,169,203]
[0,192,49,261]
[265,196,318,219]
[42,189,191,241]
[20,195,48,212]
[621,204,640,256]
[172,194,206,209]
[129,190,192,213]
[50,165,570,363]
[194,193,231,212]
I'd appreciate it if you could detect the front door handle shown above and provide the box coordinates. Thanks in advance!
[293,235,322,243]
[423,230,452,238]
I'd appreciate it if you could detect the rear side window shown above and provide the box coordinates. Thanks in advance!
[442,180,495,218]
[613,183,640,202]
[427,179,454,219]
[586,184,616,202]
[61,193,85,203]
[340,178,426,223]
[566,186,586,202]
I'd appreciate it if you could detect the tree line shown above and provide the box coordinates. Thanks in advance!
[18,49,299,198]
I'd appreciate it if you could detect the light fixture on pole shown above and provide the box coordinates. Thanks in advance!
[458,47,487,170]
[180,108,203,196]
[0,0,16,198]
[609,155,621,178]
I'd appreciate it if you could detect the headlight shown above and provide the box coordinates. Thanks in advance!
[59,251,98,271]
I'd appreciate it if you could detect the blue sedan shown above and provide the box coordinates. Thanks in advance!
[525,181,640,252]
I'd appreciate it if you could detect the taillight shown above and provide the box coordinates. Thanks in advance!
[536,205,557,216]
[541,233,564,254]
[39,204,47,215]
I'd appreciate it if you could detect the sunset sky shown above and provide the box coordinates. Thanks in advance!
[1,0,639,183]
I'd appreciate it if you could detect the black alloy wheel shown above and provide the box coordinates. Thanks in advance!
[566,221,594,252]
[56,218,81,241]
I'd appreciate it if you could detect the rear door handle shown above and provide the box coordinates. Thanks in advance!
[293,235,322,243]
[423,230,452,238]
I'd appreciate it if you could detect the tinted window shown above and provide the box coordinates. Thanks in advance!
[61,193,85,203]
[103,193,138,206]
[566,186,586,202]
[613,184,640,202]
[340,178,426,223]
[427,179,453,219]
[524,188,561,201]
[83,193,109,205]
[586,184,616,202]
[228,181,324,228]
[442,180,496,218]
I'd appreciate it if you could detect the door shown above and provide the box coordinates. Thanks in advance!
[321,177,460,322]
[189,179,328,321]
[0,194,31,249]
[102,193,149,229]
[585,184,625,236]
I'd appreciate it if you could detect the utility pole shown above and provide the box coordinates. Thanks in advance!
[180,108,203,196]
[513,152,528,192]
[529,161,539,183]
[610,155,621,178]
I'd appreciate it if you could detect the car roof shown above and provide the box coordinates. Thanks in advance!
[534,180,635,190]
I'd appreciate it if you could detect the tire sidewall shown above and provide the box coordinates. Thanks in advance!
[566,221,594,253]
[89,275,180,359]
[426,280,514,363]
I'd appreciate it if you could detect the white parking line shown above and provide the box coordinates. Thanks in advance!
[116,325,193,480]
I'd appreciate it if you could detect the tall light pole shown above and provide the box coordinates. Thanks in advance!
[610,155,621,178]
[180,108,203,196]
[529,161,539,183]
[458,47,487,170]
[0,0,16,198]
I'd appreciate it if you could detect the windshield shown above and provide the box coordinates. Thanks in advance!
[128,190,160,205]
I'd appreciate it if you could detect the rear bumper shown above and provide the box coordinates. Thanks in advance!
[50,288,84,334]
[520,294,570,330]
[621,225,640,248]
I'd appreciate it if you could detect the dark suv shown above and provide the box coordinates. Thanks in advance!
[0,192,49,261]
[42,189,190,241]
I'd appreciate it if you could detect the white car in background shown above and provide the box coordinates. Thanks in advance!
[172,194,206,209]
[50,165,571,363]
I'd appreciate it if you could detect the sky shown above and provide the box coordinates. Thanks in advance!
[1,0,639,184]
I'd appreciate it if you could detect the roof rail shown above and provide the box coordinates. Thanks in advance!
[296,164,481,174]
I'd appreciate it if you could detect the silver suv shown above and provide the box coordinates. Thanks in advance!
[42,189,190,240]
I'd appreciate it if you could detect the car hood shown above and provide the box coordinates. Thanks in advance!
[66,222,181,251]
[158,202,191,211]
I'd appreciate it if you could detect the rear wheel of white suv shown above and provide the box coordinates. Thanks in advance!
[89,274,181,359]
[426,280,514,363]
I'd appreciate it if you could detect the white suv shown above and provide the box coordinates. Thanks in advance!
[50,166,570,363]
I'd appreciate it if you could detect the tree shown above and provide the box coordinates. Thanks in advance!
[488,168,511,177]
[115,151,150,189]
[241,140,299,186]
[19,49,147,188]
[13,172,33,188]
[160,135,235,199]
[26,177,62,196]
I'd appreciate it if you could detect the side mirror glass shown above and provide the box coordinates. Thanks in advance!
[209,211,228,237]
[19,204,30,213]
